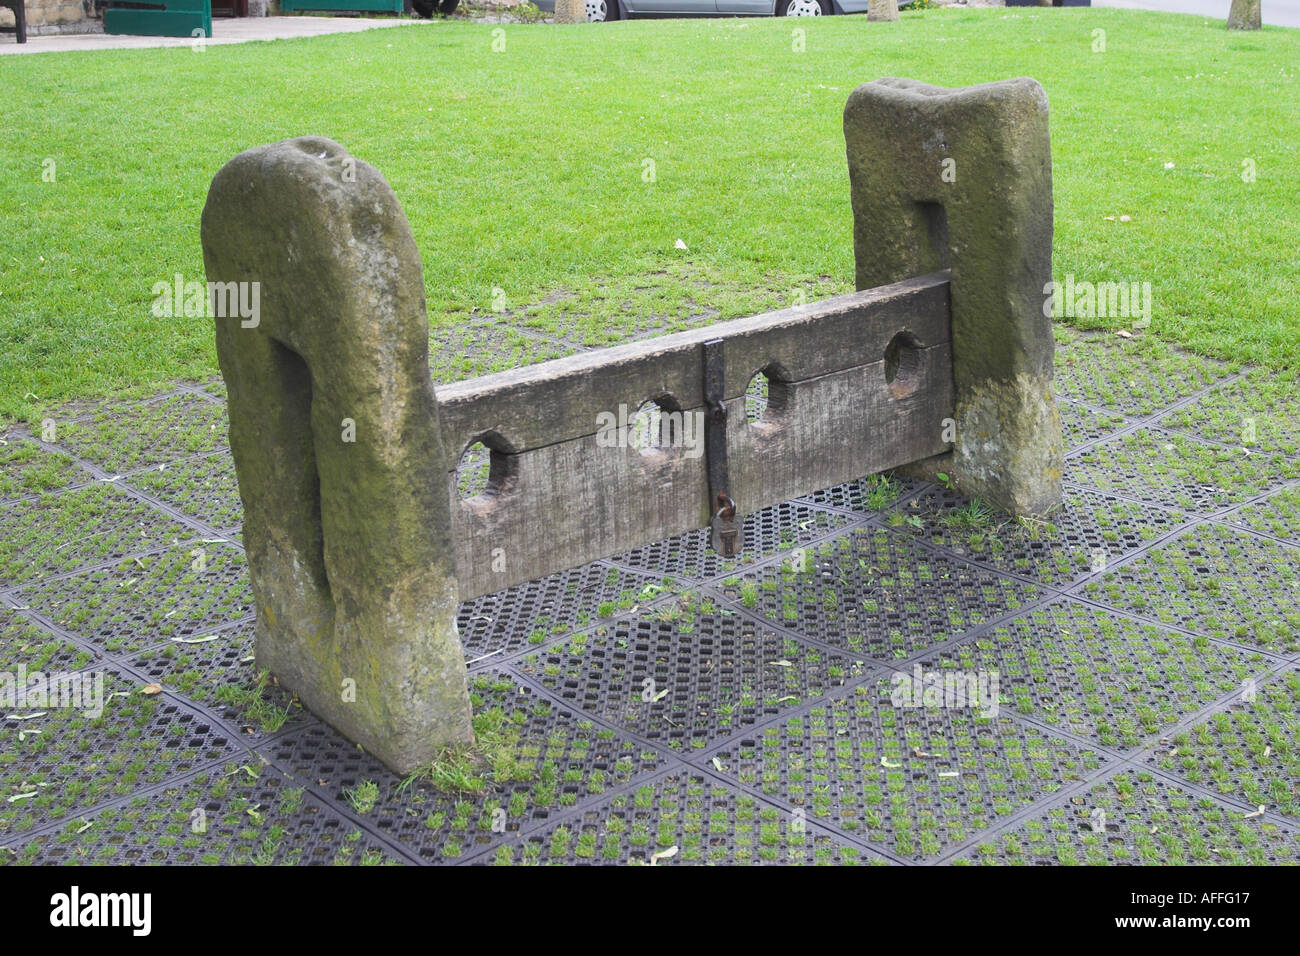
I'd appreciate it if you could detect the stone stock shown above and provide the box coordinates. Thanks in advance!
[201,137,474,774]
[844,76,1063,516]
[202,77,1061,772]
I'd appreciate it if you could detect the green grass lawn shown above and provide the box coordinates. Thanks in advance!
[1,10,1297,423]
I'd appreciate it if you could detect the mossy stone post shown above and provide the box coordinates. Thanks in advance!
[201,137,474,774]
[1227,0,1260,29]
[844,77,1062,516]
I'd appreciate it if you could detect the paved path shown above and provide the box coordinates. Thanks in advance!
[0,15,429,55]
[1094,0,1300,27]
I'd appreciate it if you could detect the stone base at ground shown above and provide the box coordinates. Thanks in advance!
[554,0,585,21]
[1227,0,1260,29]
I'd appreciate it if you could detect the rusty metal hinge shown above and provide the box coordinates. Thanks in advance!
[702,338,742,557]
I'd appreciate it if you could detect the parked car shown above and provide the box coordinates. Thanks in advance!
[531,0,871,20]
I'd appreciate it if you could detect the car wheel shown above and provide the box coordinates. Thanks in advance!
[778,0,828,13]
[585,0,619,20]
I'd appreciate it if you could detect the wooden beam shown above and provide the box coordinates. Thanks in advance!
[435,272,951,459]
[445,274,954,599]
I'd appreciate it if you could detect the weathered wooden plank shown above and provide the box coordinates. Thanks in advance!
[730,342,953,510]
[452,342,954,600]
[435,272,951,460]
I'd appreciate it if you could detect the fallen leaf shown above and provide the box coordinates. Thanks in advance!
[649,845,679,866]
[141,684,163,695]
[767,660,793,668]
[881,757,902,769]
[1115,330,1132,339]
[1244,805,1266,819]
[712,757,726,772]
[652,687,670,703]
[674,239,688,251]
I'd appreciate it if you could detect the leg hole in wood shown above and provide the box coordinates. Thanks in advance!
[884,331,924,400]
[746,364,792,425]
[630,396,685,457]
[457,433,516,500]
[745,372,769,423]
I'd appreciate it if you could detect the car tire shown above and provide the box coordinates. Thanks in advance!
[777,0,829,13]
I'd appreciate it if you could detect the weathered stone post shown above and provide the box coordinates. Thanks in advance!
[844,77,1062,517]
[867,0,899,21]
[201,137,474,774]
[1227,0,1261,29]
[555,0,586,22]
